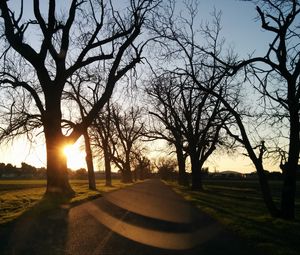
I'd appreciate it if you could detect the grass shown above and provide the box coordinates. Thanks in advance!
[167,179,300,255]
[0,179,132,225]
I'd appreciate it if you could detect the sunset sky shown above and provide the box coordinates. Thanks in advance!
[0,0,279,173]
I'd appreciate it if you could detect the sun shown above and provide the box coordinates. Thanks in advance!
[63,142,86,170]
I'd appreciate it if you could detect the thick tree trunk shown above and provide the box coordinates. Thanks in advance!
[103,142,112,186]
[280,105,299,219]
[122,166,132,183]
[190,153,203,190]
[281,163,297,219]
[44,89,74,197]
[122,153,132,183]
[176,146,188,186]
[45,128,74,197]
[83,130,96,190]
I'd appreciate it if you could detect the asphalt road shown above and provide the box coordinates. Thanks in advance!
[1,179,260,255]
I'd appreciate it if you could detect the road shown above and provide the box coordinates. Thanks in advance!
[1,179,260,255]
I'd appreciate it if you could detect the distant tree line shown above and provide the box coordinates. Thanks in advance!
[0,162,46,179]
[0,160,153,181]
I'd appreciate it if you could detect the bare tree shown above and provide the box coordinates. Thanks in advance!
[155,157,177,180]
[90,102,114,187]
[201,0,300,219]
[63,68,100,190]
[149,3,234,189]
[147,73,229,190]
[132,152,152,180]
[110,104,145,183]
[180,82,229,191]
[146,74,188,186]
[154,0,300,219]
[0,85,42,142]
[0,0,159,196]
[152,0,280,216]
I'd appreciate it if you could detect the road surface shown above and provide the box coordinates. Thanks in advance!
[1,179,260,255]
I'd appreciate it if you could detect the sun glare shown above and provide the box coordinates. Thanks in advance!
[63,143,86,170]
[63,145,73,157]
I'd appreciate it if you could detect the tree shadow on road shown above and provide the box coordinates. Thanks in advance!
[0,196,71,255]
[86,194,262,255]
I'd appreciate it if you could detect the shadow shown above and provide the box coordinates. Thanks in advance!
[181,185,300,254]
[104,180,196,224]
[74,179,262,255]
[0,180,265,255]
[94,199,205,233]
[87,198,222,251]
[0,196,70,255]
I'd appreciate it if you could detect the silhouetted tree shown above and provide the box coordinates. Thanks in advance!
[73,168,87,180]
[0,163,19,177]
[146,75,188,186]
[0,163,5,177]
[153,0,279,216]
[147,73,229,190]
[156,0,300,219]
[156,157,177,180]
[90,102,114,186]
[202,0,300,219]
[149,3,234,190]
[21,162,37,175]
[131,147,152,180]
[64,68,99,190]
[0,0,159,196]
[110,105,145,183]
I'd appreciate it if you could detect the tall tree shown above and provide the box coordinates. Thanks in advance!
[196,0,300,219]
[154,0,280,216]
[64,68,99,190]
[227,0,300,219]
[149,3,233,189]
[147,73,229,190]
[110,105,145,183]
[146,74,188,186]
[0,0,158,196]
[132,153,152,180]
[91,102,114,187]
[156,0,300,219]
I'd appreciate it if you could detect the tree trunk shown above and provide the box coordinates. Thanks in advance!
[281,163,297,219]
[176,146,188,186]
[122,153,132,183]
[190,153,203,190]
[83,130,96,190]
[103,141,112,187]
[122,166,132,183]
[44,89,74,197]
[140,168,145,180]
[281,105,299,219]
[45,126,74,197]
[255,162,281,217]
[133,169,138,181]
[230,110,281,217]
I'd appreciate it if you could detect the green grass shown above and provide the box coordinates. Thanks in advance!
[167,180,300,255]
[0,179,132,225]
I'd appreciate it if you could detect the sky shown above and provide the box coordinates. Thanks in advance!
[0,0,279,173]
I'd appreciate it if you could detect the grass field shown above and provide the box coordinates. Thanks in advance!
[0,179,132,225]
[167,179,300,255]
